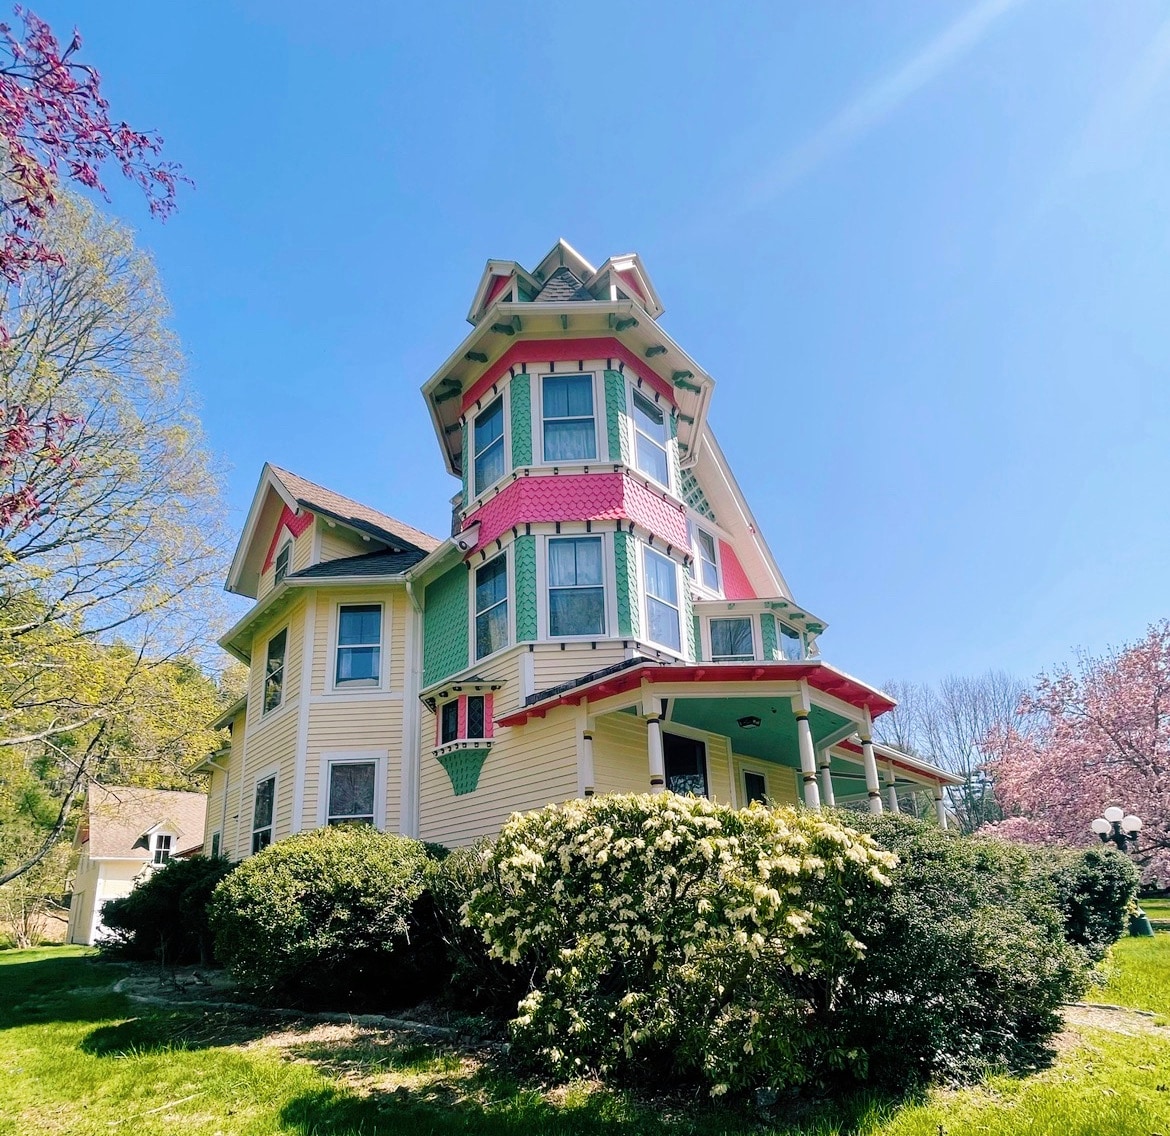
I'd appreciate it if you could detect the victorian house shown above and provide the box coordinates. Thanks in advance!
[199,241,957,858]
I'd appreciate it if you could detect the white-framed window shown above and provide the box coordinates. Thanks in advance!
[664,731,709,797]
[210,832,222,859]
[334,603,382,688]
[709,616,755,662]
[473,395,506,495]
[692,527,720,592]
[548,535,605,637]
[326,760,377,826]
[541,372,597,462]
[152,833,172,865]
[743,769,768,805]
[251,774,275,854]
[779,621,805,661]
[474,553,509,660]
[274,541,291,585]
[643,546,681,653]
[466,694,486,738]
[263,628,287,714]
[631,388,669,486]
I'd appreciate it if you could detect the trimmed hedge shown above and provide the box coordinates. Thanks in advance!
[207,825,442,1010]
[1043,846,1139,959]
[100,855,233,965]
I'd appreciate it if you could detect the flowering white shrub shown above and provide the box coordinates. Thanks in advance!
[465,793,895,1094]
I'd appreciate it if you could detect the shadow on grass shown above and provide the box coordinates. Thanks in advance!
[0,952,131,1030]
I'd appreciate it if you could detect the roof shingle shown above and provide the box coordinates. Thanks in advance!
[84,785,206,859]
[287,549,429,580]
[533,266,593,303]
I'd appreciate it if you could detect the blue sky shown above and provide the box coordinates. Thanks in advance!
[34,0,1170,686]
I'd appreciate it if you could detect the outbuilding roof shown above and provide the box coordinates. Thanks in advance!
[81,784,206,859]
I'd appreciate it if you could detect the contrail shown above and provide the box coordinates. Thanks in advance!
[742,0,1026,207]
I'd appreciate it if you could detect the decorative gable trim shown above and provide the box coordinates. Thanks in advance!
[261,505,314,572]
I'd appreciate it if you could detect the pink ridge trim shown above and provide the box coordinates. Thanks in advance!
[718,541,757,599]
[457,697,468,739]
[616,268,646,303]
[460,337,675,414]
[482,273,512,310]
[465,473,689,555]
[262,506,315,571]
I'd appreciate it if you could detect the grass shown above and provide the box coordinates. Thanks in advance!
[1,943,1168,1136]
[1140,896,1170,922]
[1090,933,1170,1022]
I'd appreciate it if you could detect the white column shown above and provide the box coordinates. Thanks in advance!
[794,711,821,810]
[581,731,596,798]
[817,748,836,807]
[860,709,883,814]
[884,760,900,814]
[934,784,948,829]
[647,715,665,793]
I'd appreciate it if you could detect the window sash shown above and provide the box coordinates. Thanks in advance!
[263,630,287,713]
[664,734,709,797]
[632,390,669,485]
[695,529,719,591]
[643,547,681,652]
[542,375,597,462]
[548,537,605,637]
[440,700,459,743]
[153,834,172,865]
[327,761,377,825]
[467,695,485,739]
[779,622,805,661]
[710,617,754,661]
[474,397,505,494]
[210,832,221,859]
[743,770,767,805]
[336,604,382,686]
[252,776,275,853]
[274,543,291,585]
[475,556,509,659]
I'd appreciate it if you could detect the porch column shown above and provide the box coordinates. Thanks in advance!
[581,731,595,798]
[647,713,666,794]
[860,708,883,814]
[933,784,948,829]
[792,685,821,810]
[884,760,900,814]
[817,748,836,807]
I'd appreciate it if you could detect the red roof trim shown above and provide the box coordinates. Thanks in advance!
[496,661,895,728]
[262,505,315,571]
[461,337,676,415]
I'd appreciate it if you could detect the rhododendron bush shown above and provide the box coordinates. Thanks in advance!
[466,794,895,1095]
[985,620,1170,886]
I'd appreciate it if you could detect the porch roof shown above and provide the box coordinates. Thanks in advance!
[495,659,895,728]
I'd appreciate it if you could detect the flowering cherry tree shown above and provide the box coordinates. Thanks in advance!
[0,6,184,531]
[985,621,1170,885]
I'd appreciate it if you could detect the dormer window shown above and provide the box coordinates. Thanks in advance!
[542,374,596,461]
[631,389,669,486]
[473,396,505,495]
[152,833,172,865]
[274,541,291,585]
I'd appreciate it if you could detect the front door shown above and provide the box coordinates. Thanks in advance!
[663,732,709,797]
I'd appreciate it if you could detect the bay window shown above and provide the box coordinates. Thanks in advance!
[632,389,669,485]
[473,396,505,495]
[710,616,754,662]
[542,374,596,461]
[548,536,604,637]
[643,546,681,652]
[475,554,509,659]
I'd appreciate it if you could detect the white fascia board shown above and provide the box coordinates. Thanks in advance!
[586,254,664,318]
[226,464,299,596]
[466,260,540,325]
[284,574,408,588]
[532,238,596,285]
[698,430,791,598]
[217,582,293,662]
[873,741,965,786]
[404,540,461,585]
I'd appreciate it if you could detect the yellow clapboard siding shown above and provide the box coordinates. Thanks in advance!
[311,588,407,696]
[531,642,629,695]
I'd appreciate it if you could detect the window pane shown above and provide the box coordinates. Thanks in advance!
[744,771,767,804]
[252,829,271,854]
[635,433,668,485]
[549,537,602,586]
[647,596,681,652]
[664,734,708,797]
[253,777,274,830]
[475,398,503,452]
[643,548,678,605]
[264,630,286,712]
[441,700,459,743]
[475,436,505,494]
[210,832,221,858]
[337,646,380,683]
[543,375,593,418]
[476,603,509,658]
[632,390,666,440]
[339,605,380,646]
[550,587,605,636]
[467,696,485,738]
[780,623,804,661]
[274,544,290,584]
[543,418,596,461]
[475,557,507,612]
[329,762,376,821]
[710,617,753,660]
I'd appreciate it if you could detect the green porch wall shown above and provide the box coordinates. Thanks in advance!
[423,563,469,687]
[509,373,532,467]
[613,530,640,639]
[513,534,537,642]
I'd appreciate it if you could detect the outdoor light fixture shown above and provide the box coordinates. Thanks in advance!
[1091,807,1142,852]
[737,715,762,730]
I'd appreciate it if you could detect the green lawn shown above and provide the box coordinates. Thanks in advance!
[1140,896,1170,921]
[1,942,1168,1136]
[1091,933,1170,1022]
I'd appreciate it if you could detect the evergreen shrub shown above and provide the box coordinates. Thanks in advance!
[101,855,233,965]
[466,793,896,1096]
[1041,846,1139,959]
[207,825,442,1009]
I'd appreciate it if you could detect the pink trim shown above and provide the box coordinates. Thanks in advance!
[460,337,675,414]
[457,697,468,739]
[262,506,315,571]
[483,693,494,739]
[463,473,689,555]
[718,541,756,599]
[616,268,646,303]
[482,273,512,310]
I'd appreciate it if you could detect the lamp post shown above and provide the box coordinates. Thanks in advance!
[1090,807,1153,937]
[1090,806,1143,853]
